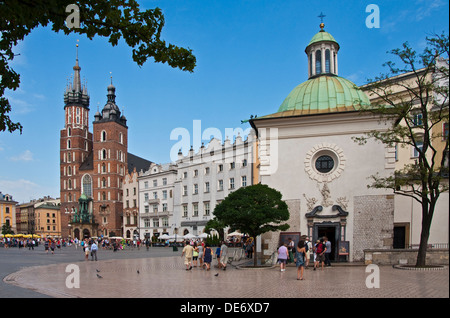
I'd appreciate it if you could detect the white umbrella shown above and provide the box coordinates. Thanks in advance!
[227,231,243,237]
[197,233,210,239]
[168,234,184,241]
[159,234,170,240]
[183,233,196,239]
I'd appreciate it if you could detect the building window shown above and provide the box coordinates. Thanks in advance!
[205,167,210,175]
[229,178,235,189]
[153,218,159,228]
[218,179,223,191]
[162,203,168,212]
[242,176,247,187]
[162,190,167,200]
[325,49,330,73]
[315,155,334,173]
[102,131,107,141]
[183,205,188,217]
[205,182,210,193]
[218,164,223,172]
[162,178,167,185]
[153,204,158,213]
[412,142,424,158]
[162,217,169,227]
[315,50,322,74]
[183,185,188,196]
[193,184,198,194]
[144,193,149,201]
[204,202,210,216]
[193,203,198,217]
[82,174,93,197]
[194,169,198,177]
[144,181,148,189]
[230,162,235,169]
[242,159,247,167]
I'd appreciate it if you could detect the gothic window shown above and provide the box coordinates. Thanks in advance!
[68,179,72,189]
[102,149,107,160]
[102,177,107,188]
[102,163,106,173]
[68,127,71,136]
[101,130,107,142]
[82,174,93,198]
[309,53,313,76]
[67,139,71,149]
[315,50,322,74]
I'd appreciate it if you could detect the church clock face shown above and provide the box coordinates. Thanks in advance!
[304,143,346,183]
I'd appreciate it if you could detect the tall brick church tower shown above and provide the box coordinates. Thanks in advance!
[59,46,150,239]
[60,45,92,238]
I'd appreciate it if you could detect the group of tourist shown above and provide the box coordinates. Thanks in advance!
[278,236,332,280]
[181,240,231,272]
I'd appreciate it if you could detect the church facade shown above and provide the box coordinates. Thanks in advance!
[249,22,447,262]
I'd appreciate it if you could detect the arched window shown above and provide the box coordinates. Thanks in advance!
[325,49,330,73]
[82,174,93,198]
[102,177,107,188]
[102,163,106,173]
[102,149,107,160]
[67,139,71,149]
[68,179,72,189]
[309,53,313,76]
[68,127,71,136]
[102,131,107,142]
[315,50,322,74]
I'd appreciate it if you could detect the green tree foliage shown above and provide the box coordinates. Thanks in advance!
[355,32,449,267]
[0,0,196,133]
[213,184,290,266]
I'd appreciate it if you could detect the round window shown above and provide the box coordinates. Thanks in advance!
[315,155,334,173]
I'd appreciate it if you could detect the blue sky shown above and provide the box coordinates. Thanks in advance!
[0,0,448,203]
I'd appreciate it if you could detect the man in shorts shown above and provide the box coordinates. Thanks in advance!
[182,240,194,270]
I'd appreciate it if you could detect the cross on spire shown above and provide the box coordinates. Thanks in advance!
[318,12,326,23]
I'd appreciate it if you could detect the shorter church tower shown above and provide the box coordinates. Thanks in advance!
[92,80,128,237]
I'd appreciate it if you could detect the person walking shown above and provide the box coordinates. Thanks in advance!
[203,244,213,271]
[50,240,56,254]
[324,236,332,266]
[198,242,204,269]
[192,242,199,268]
[91,241,98,261]
[181,240,194,270]
[287,238,295,264]
[246,238,254,259]
[295,240,306,280]
[277,243,289,272]
[84,240,90,261]
[220,241,228,271]
[304,237,313,268]
[314,238,327,271]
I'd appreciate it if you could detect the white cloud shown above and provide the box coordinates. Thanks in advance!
[10,150,34,161]
[0,179,39,203]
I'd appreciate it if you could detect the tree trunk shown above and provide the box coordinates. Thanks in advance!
[253,235,258,267]
[415,203,434,267]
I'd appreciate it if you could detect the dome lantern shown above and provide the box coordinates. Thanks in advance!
[305,21,340,78]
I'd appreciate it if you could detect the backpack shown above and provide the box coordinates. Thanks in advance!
[316,243,324,254]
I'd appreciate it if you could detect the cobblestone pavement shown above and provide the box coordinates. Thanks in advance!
[1,245,448,299]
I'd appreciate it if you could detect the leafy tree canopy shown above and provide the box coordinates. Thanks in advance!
[213,184,290,239]
[0,0,196,133]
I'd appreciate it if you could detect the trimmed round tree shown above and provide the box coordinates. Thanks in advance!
[213,183,290,266]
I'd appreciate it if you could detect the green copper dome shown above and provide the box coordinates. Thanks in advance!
[307,30,339,48]
[271,75,370,117]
